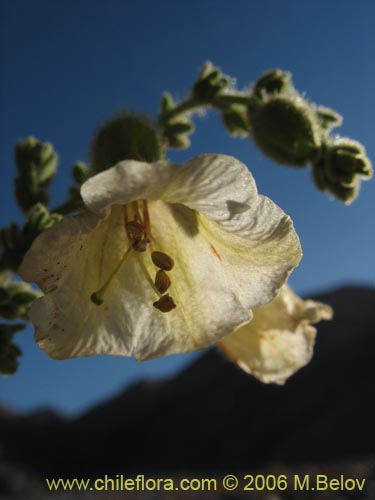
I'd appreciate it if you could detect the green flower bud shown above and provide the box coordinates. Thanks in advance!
[192,62,231,101]
[253,69,292,97]
[248,94,321,166]
[14,137,58,212]
[221,106,250,137]
[0,323,24,375]
[91,113,165,173]
[312,138,372,203]
[329,139,373,178]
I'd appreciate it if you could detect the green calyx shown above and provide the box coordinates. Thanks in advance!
[91,113,165,172]
[248,93,321,166]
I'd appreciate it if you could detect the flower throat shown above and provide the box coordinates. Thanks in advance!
[90,200,176,313]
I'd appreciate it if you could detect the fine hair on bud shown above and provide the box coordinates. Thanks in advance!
[90,112,165,173]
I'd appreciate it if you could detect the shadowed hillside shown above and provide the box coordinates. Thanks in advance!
[0,286,374,497]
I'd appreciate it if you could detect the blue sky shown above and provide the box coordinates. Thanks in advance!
[1,0,374,414]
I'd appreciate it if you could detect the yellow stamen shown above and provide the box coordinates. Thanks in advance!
[91,246,132,306]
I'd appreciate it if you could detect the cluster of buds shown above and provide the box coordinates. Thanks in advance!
[247,69,372,202]
[312,138,373,203]
[14,137,58,213]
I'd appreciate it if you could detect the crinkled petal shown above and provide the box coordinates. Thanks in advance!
[197,196,302,309]
[81,154,259,220]
[18,204,252,360]
[218,286,333,384]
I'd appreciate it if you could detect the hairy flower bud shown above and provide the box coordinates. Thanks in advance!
[312,138,372,203]
[248,94,321,166]
[91,113,164,172]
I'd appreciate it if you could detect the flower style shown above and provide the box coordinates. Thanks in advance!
[19,154,302,361]
[219,285,333,384]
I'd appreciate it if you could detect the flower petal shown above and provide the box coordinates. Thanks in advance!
[218,286,333,384]
[81,154,259,220]
[197,196,302,309]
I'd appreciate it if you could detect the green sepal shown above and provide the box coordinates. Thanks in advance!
[315,106,343,132]
[222,106,250,137]
[253,69,293,97]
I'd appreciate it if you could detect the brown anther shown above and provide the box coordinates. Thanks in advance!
[155,270,171,294]
[151,251,174,271]
[126,220,144,237]
[132,237,150,252]
[153,294,176,313]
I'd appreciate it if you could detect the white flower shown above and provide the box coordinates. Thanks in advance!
[219,285,333,384]
[18,154,302,361]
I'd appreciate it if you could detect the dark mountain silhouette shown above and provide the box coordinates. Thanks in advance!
[0,285,374,478]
